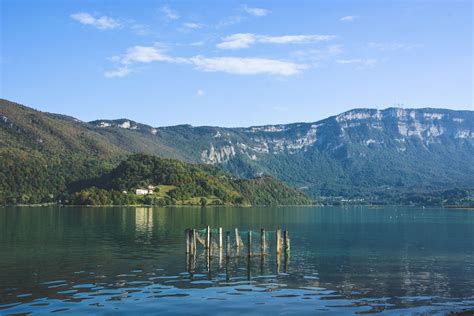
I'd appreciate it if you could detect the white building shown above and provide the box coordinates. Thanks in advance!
[135,188,149,195]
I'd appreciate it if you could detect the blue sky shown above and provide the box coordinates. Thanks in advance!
[1,0,472,127]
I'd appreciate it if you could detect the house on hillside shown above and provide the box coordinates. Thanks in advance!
[136,188,150,195]
[135,185,156,195]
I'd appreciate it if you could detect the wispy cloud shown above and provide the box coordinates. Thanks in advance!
[104,67,131,78]
[339,15,359,22]
[217,15,244,28]
[160,6,179,20]
[292,45,343,64]
[130,23,151,36]
[118,45,185,64]
[217,33,336,49]
[190,41,205,46]
[183,22,203,29]
[196,89,205,96]
[243,5,270,17]
[70,12,121,30]
[368,41,418,51]
[336,58,377,67]
[189,56,307,76]
[105,45,308,77]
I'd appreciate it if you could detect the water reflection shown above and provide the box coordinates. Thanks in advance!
[0,206,473,315]
[135,208,153,243]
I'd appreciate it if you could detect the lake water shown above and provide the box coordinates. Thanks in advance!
[0,206,473,315]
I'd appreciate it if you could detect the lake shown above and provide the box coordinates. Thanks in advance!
[0,206,473,315]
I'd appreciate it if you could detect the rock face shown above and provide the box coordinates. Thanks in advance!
[87,107,474,198]
[1,98,473,199]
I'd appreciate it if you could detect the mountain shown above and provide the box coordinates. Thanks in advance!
[1,98,473,204]
[89,107,474,200]
[68,154,311,206]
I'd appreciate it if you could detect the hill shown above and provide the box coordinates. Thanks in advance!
[67,154,311,206]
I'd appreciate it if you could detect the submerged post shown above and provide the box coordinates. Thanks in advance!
[206,225,211,249]
[226,231,231,258]
[219,227,223,249]
[260,228,265,255]
[234,228,240,248]
[209,229,212,257]
[192,229,196,255]
[283,230,290,255]
[248,231,252,257]
[276,229,282,255]
[185,228,190,254]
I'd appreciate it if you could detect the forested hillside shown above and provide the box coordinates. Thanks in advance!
[67,154,311,206]
[1,98,473,205]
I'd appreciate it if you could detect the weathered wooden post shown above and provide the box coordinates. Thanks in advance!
[219,227,223,249]
[260,228,265,255]
[247,231,252,257]
[209,228,212,257]
[192,229,196,255]
[234,228,240,248]
[185,228,190,254]
[226,231,231,258]
[276,229,282,255]
[206,225,211,250]
[283,230,290,255]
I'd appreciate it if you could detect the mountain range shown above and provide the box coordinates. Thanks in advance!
[1,98,473,204]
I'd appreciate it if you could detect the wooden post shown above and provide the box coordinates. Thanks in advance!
[260,228,265,255]
[185,229,190,254]
[206,226,211,249]
[234,228,240,248]
[226,231,231,258]
[247,231,252,257]
[276,229,282,255]
[208,229,212,257]
[283,230,290,255]
[192,229,196,255]
[219,227,223,249]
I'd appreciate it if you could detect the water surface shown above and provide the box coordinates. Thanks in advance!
[0,206,473,315]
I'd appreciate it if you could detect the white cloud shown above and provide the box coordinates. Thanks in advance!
[260,34,336,44]
[70,12,121,30]
[183,22,203,29]
[196,89,205,96]
[104,67,131,78]
[190,41,205,46]
[160,6,179,20]
[336,58,377,66]
[368,41,417,51]
[217,15,244,28]
[106,46,307,77]
[243,5,270,17]
[217,33,336,50]
[130,23,151,36]
[339,15,359,22]
[216,33,256,49]
[292,45,343,63]
[120,46,176,64]
[189,56,307,76]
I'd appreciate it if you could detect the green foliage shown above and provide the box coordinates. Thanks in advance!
[66,154,311,206]
[233,176,312,206]
[2,99,473,207]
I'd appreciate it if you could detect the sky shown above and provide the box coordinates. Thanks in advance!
[1,0,473,127]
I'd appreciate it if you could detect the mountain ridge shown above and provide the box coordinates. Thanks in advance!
[1,98,473,204]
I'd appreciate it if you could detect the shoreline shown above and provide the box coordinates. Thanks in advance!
[1,203,473,209]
